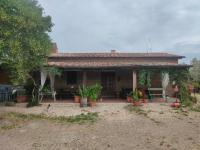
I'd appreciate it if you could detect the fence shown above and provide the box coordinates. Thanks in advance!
[0,85,16,102]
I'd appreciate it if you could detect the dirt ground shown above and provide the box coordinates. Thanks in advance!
[0,101,200,150]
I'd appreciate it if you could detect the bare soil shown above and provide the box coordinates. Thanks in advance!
[0,102,200,150]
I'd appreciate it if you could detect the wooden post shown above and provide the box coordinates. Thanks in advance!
[83,71,87,86]
[133,71,137,91]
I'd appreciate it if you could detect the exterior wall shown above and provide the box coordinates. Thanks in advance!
[116,70,132,92]
[85,71,101,85]
[54,71,82,90]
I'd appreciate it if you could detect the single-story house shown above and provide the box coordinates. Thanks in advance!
[42,44,189,101]
[0,44,189,102]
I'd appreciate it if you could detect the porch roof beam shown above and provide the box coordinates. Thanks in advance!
[57,65,190,71]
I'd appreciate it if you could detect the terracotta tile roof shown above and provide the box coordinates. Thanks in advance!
[47,52,187,68]
[49,52,184,58]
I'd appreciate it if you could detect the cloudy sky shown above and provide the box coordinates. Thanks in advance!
[38,0,200,63]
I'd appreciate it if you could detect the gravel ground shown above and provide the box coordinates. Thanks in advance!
[0,102,200,150]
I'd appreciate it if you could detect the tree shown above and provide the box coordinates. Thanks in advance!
[190,58,200,92]
[0,0,53,84]
[190,58,200,82]
[0,0,53,103]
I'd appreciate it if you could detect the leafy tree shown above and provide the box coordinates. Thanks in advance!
[0,0,53,102]
[190,58,200,91]
[190,58,200,82]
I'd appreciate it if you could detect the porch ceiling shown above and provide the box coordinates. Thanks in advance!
[48,61,190,69]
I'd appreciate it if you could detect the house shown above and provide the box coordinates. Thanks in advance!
[44,44,189,101]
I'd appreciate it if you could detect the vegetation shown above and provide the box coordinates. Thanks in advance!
[190,105,200,112]
[79,85,90,98]
[0,0,53,105]
[138,68,195,107]
[88,84,102,101]
[0,112,99,130]
[169,69,196,107]
[190,58,200,92]
[138,70,152,87]
[125,104,147,116]
[132,89,140,102]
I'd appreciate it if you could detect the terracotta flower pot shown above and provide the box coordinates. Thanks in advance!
[132,101,141,106]
[141,99,148,103]
[74,95,80,103]
[170,102,180,108]
[127,96,132,103]
[89,100,96,107]
[17,95,28,103]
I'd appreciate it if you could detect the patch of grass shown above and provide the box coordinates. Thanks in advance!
[124,104,147,116]
[1,124,17,130]
[190,105,200,112]
[69,112,98,123]
[6,112,98,124]
[0,112,99,131]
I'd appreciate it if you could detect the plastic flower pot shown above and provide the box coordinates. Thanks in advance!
[80,97,87,107]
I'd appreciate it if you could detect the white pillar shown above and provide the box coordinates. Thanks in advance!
[49,73,56,101]
[162,72,169,101]
[133,71,137,91]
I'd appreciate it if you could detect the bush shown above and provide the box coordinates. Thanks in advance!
[88,84,102,101]
[26,97,40,108]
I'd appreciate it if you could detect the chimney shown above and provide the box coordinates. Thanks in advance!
[111,50,116,53]
[51,43,58,53]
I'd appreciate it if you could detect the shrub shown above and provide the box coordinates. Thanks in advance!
[88,84,102,101]
[26,97,40,108]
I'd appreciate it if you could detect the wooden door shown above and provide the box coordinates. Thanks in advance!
[101,72,116,97]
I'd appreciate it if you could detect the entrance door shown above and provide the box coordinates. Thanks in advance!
[101,72,116,98]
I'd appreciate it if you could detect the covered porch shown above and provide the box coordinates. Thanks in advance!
[40,67,174,102]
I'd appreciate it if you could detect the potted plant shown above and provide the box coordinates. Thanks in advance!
[74,91,80,103]
[79,85,89,107]
[127,91,133,103]
[17,88,28,103]
[138,89,148,103]
[132,89,141,106]
[88,84,102,107]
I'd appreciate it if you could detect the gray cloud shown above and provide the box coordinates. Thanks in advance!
[38,0,200,63]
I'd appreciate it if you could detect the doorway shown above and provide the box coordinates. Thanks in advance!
[101,72,116,98]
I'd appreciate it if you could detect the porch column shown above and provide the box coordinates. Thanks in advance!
[49,73,56,101]
[132,71,137,91]
[162,72,169,101]
[82,71,87,86]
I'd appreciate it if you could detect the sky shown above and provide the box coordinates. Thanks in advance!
[38,0,200,63]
